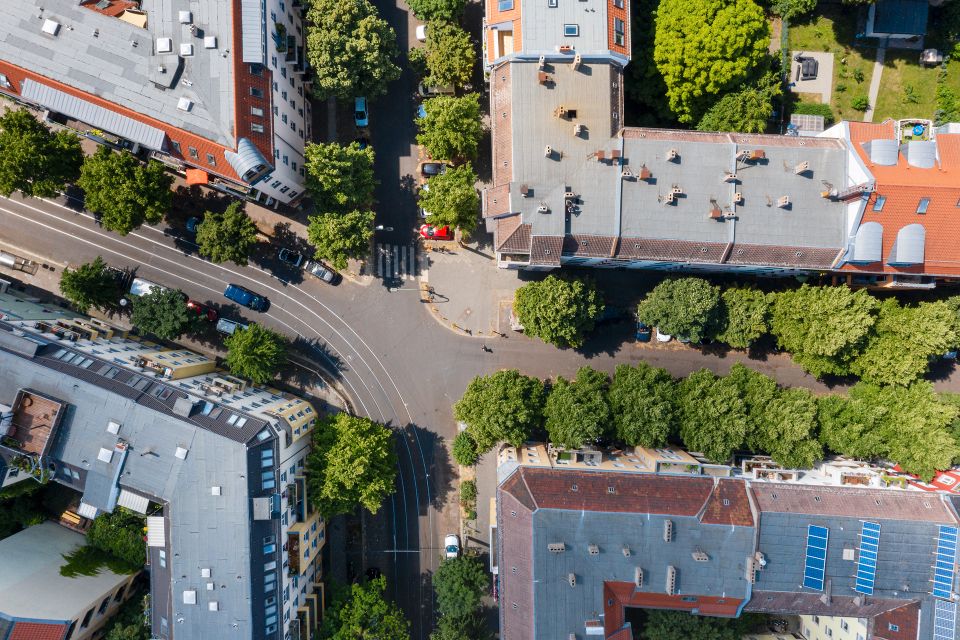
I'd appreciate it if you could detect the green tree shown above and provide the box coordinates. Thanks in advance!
[454,370,546,452]
[433,555,488,619]
[303,142,377,214]
[544,367,611,449]
[0,108,83,198]
[728,363,779,452]
[696,74,781,133]
[770,285,878,378]
[416,94,485,161]
[636,277,720,342]
[78,147,172,235]
[607,363,677,447]
[322,576,410,640]
[102,593,150,640]
[306,413,397,517]
[86,509,147,567]
[514,275,604,348]
[130,288,194,340]
[816,394,887,460]
[306,0,401,99]
[758,388,822,469]
[451,431,480,466]
[407,0,466,21]
[772,0,817,18]
[59,256,120,313]
[677,369,747,463]
[641,609,744,640]
[431,613,492,640]
[852,299,958,386]
[419,163,479,234]
[654,0,769,123]
[625,0,674,126]
[224,324,288,384]
[416,22,475,88]
[713,287,770,349]
[195,202,259,266]
[307,209,375,270]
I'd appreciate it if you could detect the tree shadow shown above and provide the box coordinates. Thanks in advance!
[574,321,629,359]
[61,184,86,212]
[289,334,347,377]
[170,185,233,219]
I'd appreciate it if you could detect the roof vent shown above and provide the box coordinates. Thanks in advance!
[211,486,222,496]
[667,148,678,161]
[794,161,810,174]
[665,566,677,595]
[692,548,710,562]
[177,97,193,112]
[568,573,577,587]
[734,192,743,204]
[634,567,643,587]
[621,168,633,180]
[663,520,673,542]
[723,172,737,183]
[106,420,121,435]
[183,590,197,605]
[622,546,631,557]
[777,195,790,208]
[208,601,219,611]
[201,567,211,578]
[537,203,550,213]
[548,542,566,553]
[42,20,61,36]
[157,37,173,54]
[204,36,217,49]
[544,145,553,157]
[842,547,855,561]
[179,10,192,23]
[588,544,599,556]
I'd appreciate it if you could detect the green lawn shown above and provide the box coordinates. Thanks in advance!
[787,7,877,122]
[874,56,960,122]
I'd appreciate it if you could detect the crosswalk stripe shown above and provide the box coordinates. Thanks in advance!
[372,243,418,280]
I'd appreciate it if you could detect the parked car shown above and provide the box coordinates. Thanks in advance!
[128,277,169,297]
[417,82,455,98]
[418,161,447,179]
[223,284,269,311]
[354,97,369,128]
[444,533,460,559]
[186,300,218,322]
[304,260,341,285]
[185,216,201,234]
[655,328,672,343]
[419,224,452,240]
[278,248,303,268]
[215,317,249,336]
[415,24,427,42]
[635,321,652,342]
[418,183,432,218]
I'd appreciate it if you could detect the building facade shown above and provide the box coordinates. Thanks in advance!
[0,0,309,206]
[0,289,325,640]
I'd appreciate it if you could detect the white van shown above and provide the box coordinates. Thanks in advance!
[128,277,169,297]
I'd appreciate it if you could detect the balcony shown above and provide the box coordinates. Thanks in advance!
[288,532,301,575]
[273,23,287,52]
[285,36,297,62]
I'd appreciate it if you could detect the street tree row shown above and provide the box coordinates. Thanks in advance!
[452,365,960,481]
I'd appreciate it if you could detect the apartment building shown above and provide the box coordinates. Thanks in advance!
[481,0,960,287]
[0,0,310,207]
[0,522,139,640]
[0,289,325,640]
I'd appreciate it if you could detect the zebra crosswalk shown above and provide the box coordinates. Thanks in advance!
[370,243,419,280]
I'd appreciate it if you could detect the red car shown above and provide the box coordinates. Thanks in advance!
[419,224,452,241]
[187,300,218,322]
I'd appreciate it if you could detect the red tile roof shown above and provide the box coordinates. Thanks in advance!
[490,63,513,187]
[701,479,754,526]
[870,601,920,640]
[9,622,67,640]
[230,0,274,160]
[750,483,958,523]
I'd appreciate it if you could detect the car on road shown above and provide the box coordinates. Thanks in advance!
[415,24,427,41]
[354,97,369,128]
[215,317,249,336]
[417,82,455,98]
[419,224,452,241]
[278,248,304,268]
[223,284,269,311]
[304,260,341,285]
[185,216,201,234]
[444,534,460,559]
[187,300,218,322]
[418,161,447,179]
[635,321,652,342]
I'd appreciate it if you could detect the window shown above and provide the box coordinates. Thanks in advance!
[614,18,625,45]
[81,608,94,628]
[249,64,264,76]
[280,186,290,194]
[840,621,848,631]
[825,629,832,638]
[271,179,283,188]
[171,141,182,154]
[291,121,297,131]
[873,195,886,211]
[263,478,276,490]
[280,67,287,78]
[97,596,110,615]
[114,585,126,602]
[282,114,288,124]
[273,81,278,91]
[498,0,513,9]
[813,616,819,624]
[289,99,296,109]
[282,90,287,100]
[251,106,264,117]
[250,87,263,98]
[888,624,899,632]
[188,146,199,159]
[0,73,11,88]
[264,543,276,554]
[251,123,264,133]
[271,55,278,67]
[206,153,216,166]
[292,162,298,172]
[64,621,77,640]
[917,197,930,214]
[273,106,279,116]
[548,0,558,6]
[613,0,623,6]
[283,155,289,165]
[564,24,580,36]
[264,572,276,583]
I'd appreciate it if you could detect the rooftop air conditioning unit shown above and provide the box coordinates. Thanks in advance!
[794,161,810,174]
[537,203,550,213]
[777,195,790,208]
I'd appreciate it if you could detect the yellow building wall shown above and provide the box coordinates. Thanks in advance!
[799,615,867,640]
[137,349,216,379]
[266,397,317,441]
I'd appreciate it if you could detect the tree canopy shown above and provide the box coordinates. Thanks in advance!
[0,108,83,198]
[770,284,877,378]
[416,94,485,161]
[419,163,479,234]
[322,576,410,640]
[224,324,287,384]
[654,0,770,123]
[772,0,818,18]
[453,369,546,452]
[195,202,259,266]
[306,0,401,99]
[303,141,377,214]
[433,555,488,619]
[544,367,611,449]
[306,413,397,516]
[514,275,604,348]
[641,609,749,640]
[713,287,770,349]
[677,369,747,463]
[696,74,781,133]
[759,387,822,469]
[130,288,194,340]
[78,147,173,235]
[414,22,475,89]
[451,431,480,467]
[636,277,720,342]
[407,0,467,21]
[608,363,677,448]
[59,256,120,313]
[307,209,375,270]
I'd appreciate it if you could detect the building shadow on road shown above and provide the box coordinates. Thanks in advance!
[289,335,347,378]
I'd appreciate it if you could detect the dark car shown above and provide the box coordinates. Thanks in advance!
[304,260,341,285]
[418,161,447,179]
[278,248,303,268]
[635,321,652,342]
[185,217,201,234]
[224,284,269,311]
[186,300,218,322]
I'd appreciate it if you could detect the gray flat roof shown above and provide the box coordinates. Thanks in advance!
[519,0,612,56]
[0,0,235,147]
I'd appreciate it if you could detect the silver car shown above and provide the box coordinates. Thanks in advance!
[304,260,341,285]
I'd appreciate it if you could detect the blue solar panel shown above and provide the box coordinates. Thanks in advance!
[933,525,958,600]
[803,525,829,591]
[854,521,881,595]
[934,599,957,640]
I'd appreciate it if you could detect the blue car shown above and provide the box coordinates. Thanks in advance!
[636,321,652,342]
[354,97,369,128]
[224,284,269,312]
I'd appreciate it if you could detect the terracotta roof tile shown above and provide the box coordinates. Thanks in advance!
[613,238,727,263]
[727,244,843,269]
[529,236,563,266]
[750,483,957,522]
[701,479,754,527]
[937,134,960,169]
[9,622,67,640]
[230,0,274,160]
[483,184,512,218]
[495,217,532,254]
[605,582,742,619]
[490,63,513,187]
[870,601,919,640]
[564,235,617,258]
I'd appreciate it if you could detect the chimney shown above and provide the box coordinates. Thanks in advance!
[520,184,530,197]
[665,566,677,595]
[634,567,644,588]
[664,192,675,205]
[544,145,553,157]
[538,55,546,69]
[734,192,743,204]
[663,520,673,542]
[610,149,622,161]
[671,185,683,195]
[588,544,599,556]
[568,573,577,587]
[573,53,582,70]
[537,203,550,213]
[548,542,565,553]
[723,172,737,183]
[638,164,651,180]
[691,548,709,562]
[777,195,790,208]
[667,148,678,161]
[596,150,605,161]
[555,105,566,118]
[573,123,583,136]
[564,190,576,200]
[622,546,631,557]
[750,149,766,161]
[794,160,810,174]
[621,168,633,180]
